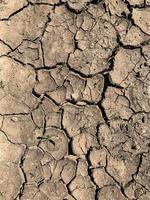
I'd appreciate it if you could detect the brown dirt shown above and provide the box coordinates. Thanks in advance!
[0,0,149,200]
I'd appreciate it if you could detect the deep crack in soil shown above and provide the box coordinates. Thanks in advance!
[0,0,149,200]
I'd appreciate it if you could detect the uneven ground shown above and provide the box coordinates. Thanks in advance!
[0,0,150,199]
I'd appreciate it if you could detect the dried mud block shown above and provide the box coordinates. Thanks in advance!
[110,48,144,87]
[99,120,129,150]
[0,130,24,164]
[0,5,51,48]
[104,0,129,16]
[116,22,150,46]
[39,127,68,160]
[92,168,114,188]
[1,114,43,145]
[132,8,150,35]
[0,163,24,200]
[106,153,141,186]
[32,97,62,128]
[64,73,86,101]
[99,114,150,154]
[69,175,96,200]
[10,40,44,68]
[66,158,96,200]
[97,185,126,200]
[76,158,88,176]
[0,131,25,200]
[0,0,28,20]
[130,112,150,140]
[0,94,30,115]
[110,48,150,113]
[48,65,104,104]
[71,132,98,155]
[51,158,76,184]
[68,15,117,75]
[62,103,104,137]
[0,56,38,113]
[82,74,104,103]
[42,6,75,67]
[135,153,150,191]
[89,148,107,168]
[125,76,150,112]
[102,87,133,120]
[124,181,150,199]
[39,180,68,200]
[35,70,57,94]
[129,0,144,5]
[23,148,44,184]
[20,185,48,200]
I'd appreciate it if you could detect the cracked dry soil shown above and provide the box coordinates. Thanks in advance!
[0,0,150,200]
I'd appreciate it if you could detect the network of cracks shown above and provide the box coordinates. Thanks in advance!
[0,0,149,199]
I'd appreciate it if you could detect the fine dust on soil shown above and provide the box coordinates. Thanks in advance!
[0,0,150,200]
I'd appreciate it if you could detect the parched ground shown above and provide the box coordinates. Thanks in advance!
[0,0,150,200]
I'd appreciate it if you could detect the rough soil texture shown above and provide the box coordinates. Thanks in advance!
[0,0,150,200]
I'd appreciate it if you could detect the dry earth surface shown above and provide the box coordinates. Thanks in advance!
[0,0,150,200]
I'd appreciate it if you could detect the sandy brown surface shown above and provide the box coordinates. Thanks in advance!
[0,0,150,200]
